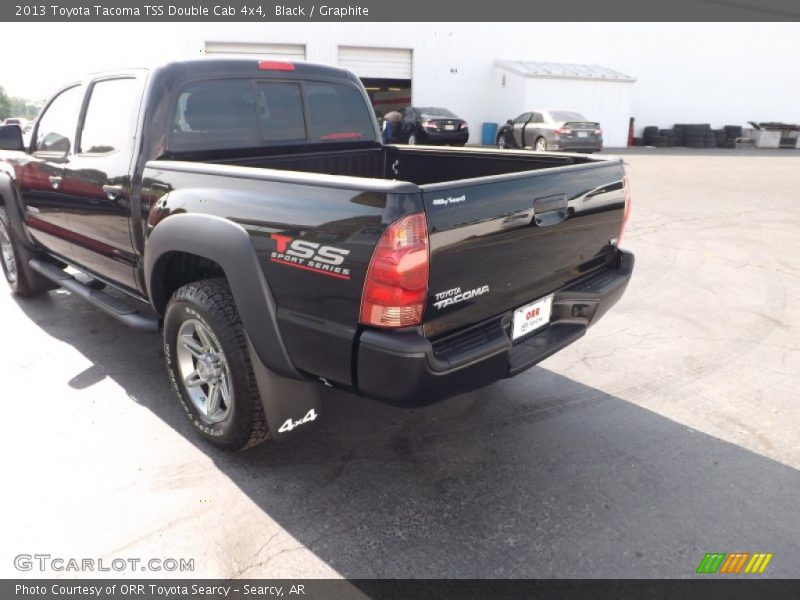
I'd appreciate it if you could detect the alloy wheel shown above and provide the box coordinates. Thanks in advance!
[175,318,233,423]
[0,217,17,284]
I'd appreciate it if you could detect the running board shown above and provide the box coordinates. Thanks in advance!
[28,258,160,332]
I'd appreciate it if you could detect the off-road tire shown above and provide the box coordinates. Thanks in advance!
[0,205,56,297]
[164,278,268,451]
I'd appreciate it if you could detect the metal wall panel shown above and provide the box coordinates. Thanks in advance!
[204,41,306,60]
[337,46,413,79]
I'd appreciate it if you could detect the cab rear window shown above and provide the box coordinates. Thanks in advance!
[169,78,376,152]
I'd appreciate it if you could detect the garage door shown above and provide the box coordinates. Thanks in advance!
[338,47,412,79]
[204,42,306,61]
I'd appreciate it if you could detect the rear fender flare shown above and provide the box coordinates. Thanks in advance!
[144,212,301,381]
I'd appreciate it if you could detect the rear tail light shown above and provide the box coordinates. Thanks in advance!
[594,128,603,135]
[460,122,469,131]
[618,175,632,245]
[360,212,429,328]
[554,128,572,136]
[422,120,437,130]
[258,60,295,71]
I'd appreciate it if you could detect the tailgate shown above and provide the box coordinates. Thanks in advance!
[422,160,626,338]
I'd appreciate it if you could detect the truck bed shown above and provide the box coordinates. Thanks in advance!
[149,145,625,346]
[196,144,597,186]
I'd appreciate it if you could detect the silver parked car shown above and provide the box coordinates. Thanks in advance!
[496,110,603,153]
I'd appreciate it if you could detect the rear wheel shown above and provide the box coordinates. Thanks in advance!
[534,137,547,152]
[0,206,54,297]
[497,133,508,149]
[164,278,268,451]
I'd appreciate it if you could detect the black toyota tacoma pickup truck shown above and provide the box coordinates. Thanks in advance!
[0,58,633,450]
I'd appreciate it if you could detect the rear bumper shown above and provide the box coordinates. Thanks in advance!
[356,249,634,406]
[419,130,470,144]
[551,141,603,152]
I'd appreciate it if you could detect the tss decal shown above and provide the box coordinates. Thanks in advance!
[270,234,351,280]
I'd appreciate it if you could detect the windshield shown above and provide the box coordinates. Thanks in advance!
[417,107,458,119]
[549,111,587,122]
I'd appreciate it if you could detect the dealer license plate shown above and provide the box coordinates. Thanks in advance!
[445,124,455,130]
[577,131,589,137]
[512,294,553,340]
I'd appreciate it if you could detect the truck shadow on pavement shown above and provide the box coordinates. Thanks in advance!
[14,291,800,578]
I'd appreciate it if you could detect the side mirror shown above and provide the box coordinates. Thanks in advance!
[0,125,25,151]
[38,132,71,157]
[506,119,513,126]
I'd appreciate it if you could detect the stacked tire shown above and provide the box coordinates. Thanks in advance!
[683,124,711,148]
[722,125,742,149]
[673,124,687,146]
[643,126,659,145]
[641,123,740,149]
[659,129,676,146]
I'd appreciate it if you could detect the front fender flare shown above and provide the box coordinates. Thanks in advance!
[0,171,37,248]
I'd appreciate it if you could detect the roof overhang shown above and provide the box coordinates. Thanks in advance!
[496,60,637,83]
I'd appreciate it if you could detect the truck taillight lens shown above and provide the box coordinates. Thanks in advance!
[618,176,632,244]
[360,212,429,328]
[258,60,295,71]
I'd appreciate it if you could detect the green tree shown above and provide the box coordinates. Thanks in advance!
[0,86,42,121]
[0,86,11,120]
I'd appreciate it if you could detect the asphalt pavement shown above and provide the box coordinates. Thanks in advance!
[2,147,799,579]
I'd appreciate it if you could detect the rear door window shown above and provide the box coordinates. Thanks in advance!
[79,78,139,154]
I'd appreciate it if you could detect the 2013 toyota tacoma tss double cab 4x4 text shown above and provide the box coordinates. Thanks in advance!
[0,58,633,450]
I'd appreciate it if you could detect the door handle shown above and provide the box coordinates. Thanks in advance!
[533,193,569,227]
[48,175,62,190]
[102,184,124,200]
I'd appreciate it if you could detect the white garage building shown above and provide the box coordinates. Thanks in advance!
[493,61,635,147]
[168,23,799,148]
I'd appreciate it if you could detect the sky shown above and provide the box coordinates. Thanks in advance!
[0,24,190,99]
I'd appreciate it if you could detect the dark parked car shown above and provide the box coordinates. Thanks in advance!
[497,110,603,153]
[394,107,469,146]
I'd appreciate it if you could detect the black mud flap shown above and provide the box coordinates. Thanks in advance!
[246,337,322,442]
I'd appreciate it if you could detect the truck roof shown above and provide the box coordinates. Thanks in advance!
[85,57,358,83]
